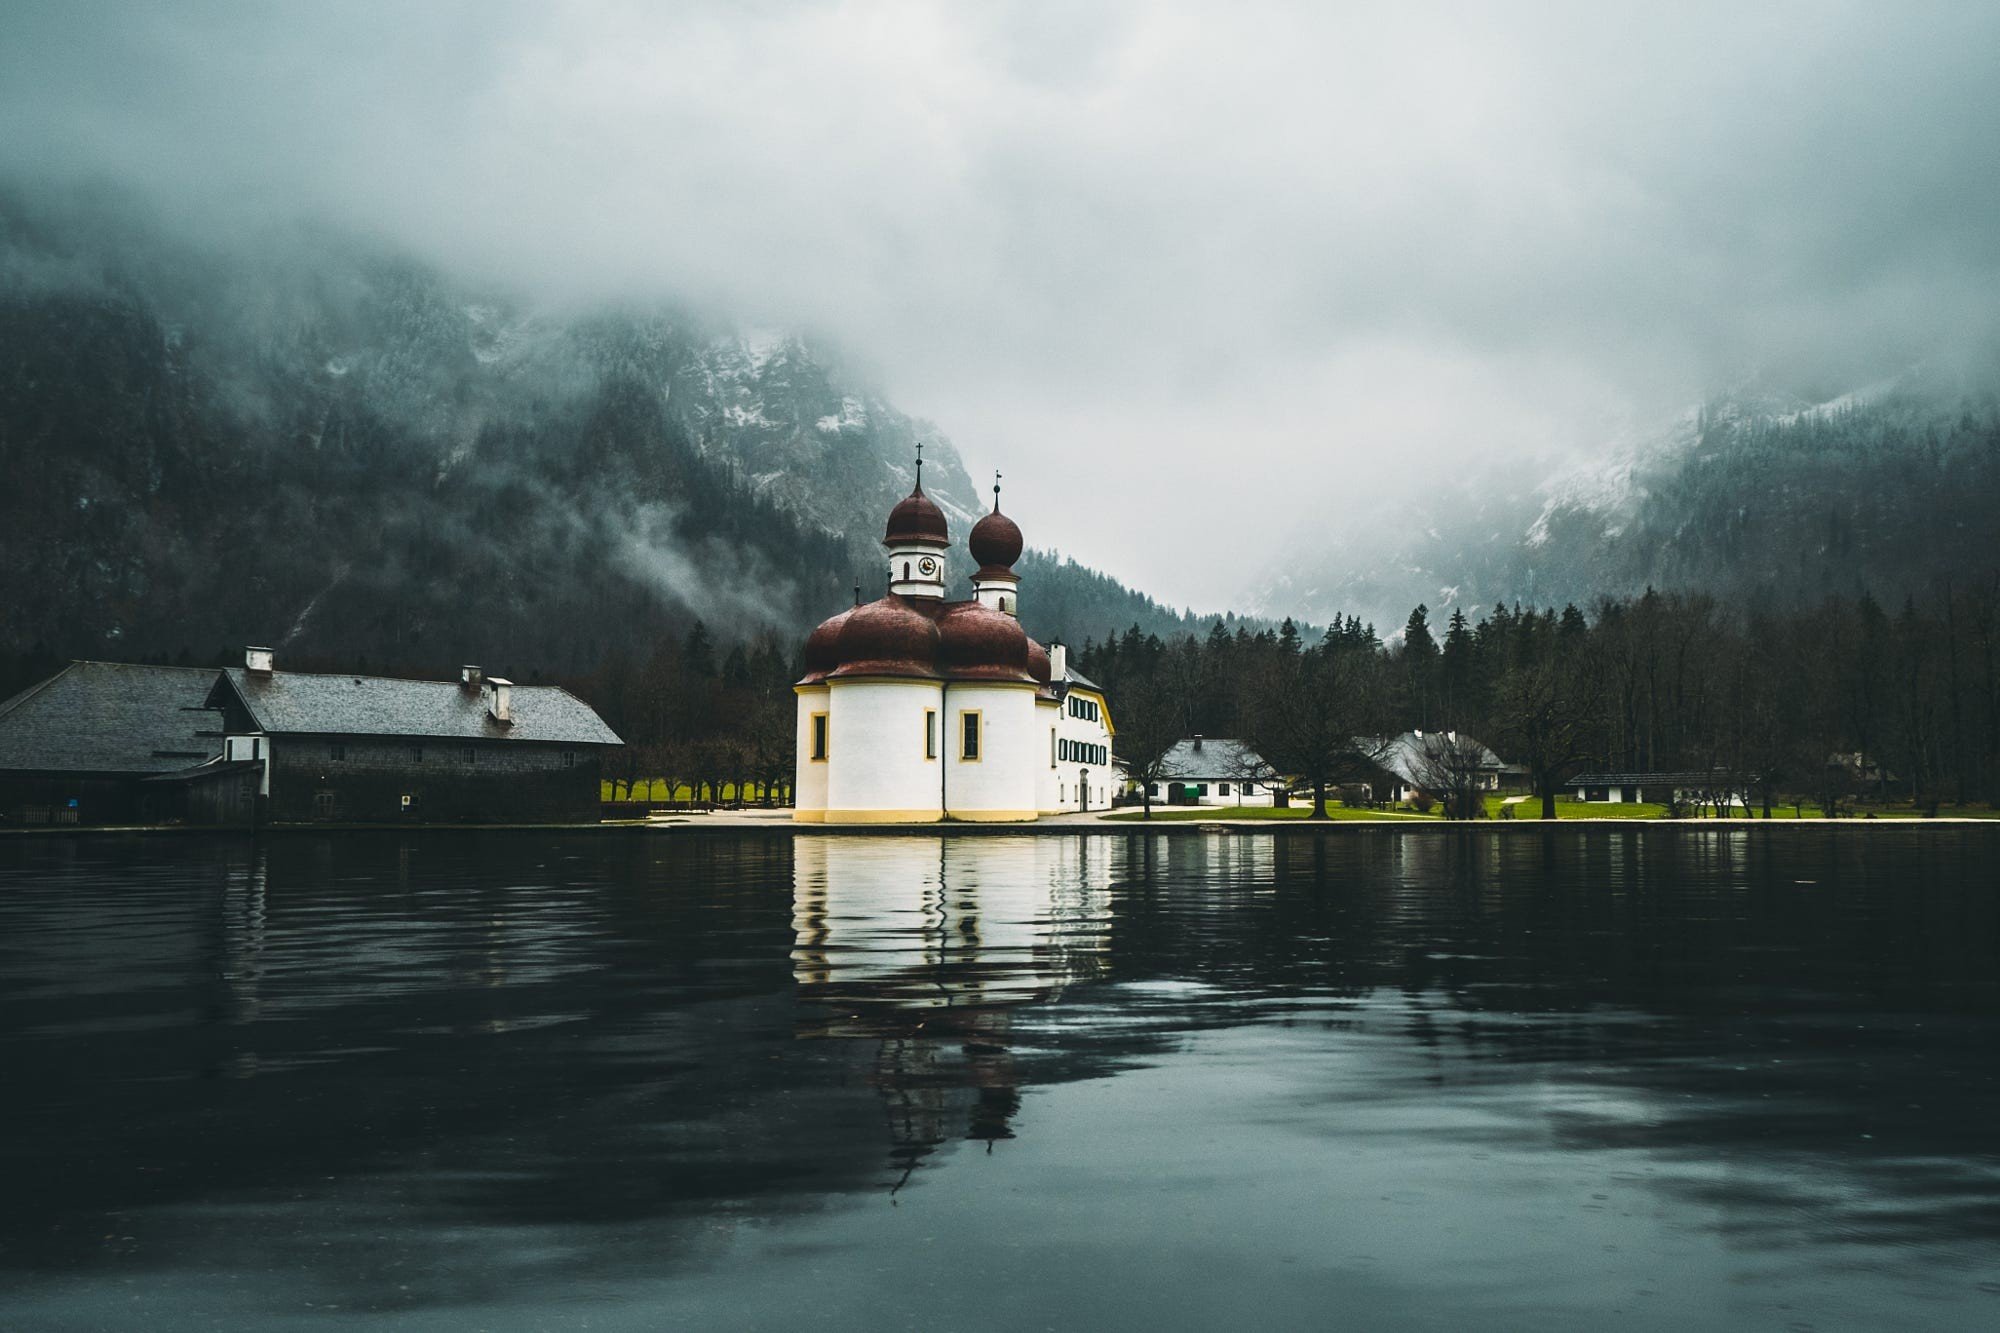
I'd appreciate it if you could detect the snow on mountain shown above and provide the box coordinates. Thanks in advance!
[1242,367,1986,630]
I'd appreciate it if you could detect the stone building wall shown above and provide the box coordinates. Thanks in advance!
[268,735,604,823]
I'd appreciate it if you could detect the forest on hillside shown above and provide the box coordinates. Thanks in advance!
[0,187,1229,696]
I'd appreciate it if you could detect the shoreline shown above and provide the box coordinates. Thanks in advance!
[4,813,1997,839]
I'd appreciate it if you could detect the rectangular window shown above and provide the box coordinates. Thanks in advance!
[960,711,981,761]
[925,710,937,759]
[810,712,829,762]
[1050,728,1057,768]
[1219,782,1231,795]
[1197,783,1209,795]
[411,746,424,764]
[563,750,576,768]
[330,742,346,761]
[464,746,477,765]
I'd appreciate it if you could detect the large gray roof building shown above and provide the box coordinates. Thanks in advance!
[0,652,622,827]
[0,662,223,775]
[210,667,623,746]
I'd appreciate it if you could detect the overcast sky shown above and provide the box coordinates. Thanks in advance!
[6,1,1999,607]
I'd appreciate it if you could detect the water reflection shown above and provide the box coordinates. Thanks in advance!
[0,827,1997,1329]
[792,837,1114,1165]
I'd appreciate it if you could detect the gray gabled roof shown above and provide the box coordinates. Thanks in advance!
[1159,737,1274,780]
[215,668,623,746]
[1367,731,1506,786]
[0,662,224,774]
[1063,663,1103,692]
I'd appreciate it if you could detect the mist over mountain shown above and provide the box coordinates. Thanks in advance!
[1249,365,2000,631]
[0,187,1214,681]
[8,174,1993,686]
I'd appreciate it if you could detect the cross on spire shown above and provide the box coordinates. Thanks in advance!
[914,441,924,491]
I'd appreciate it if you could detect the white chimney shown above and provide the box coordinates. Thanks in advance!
[460,665,482,688]
[484,676,513,724]
[1193,734,1204,751]
[1050,644,1068,681]
[245,646,274,674]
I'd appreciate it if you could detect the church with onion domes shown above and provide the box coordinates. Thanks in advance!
[793,455,1116,823]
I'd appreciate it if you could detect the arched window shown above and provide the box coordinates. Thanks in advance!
[903,561,911,580]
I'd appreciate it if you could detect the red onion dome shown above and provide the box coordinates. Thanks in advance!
[828,595,942,679]
[884,485,950,548]
[968,506,1022,574]
[936,601,1034,683]
[797,605,855,684]
[1025,636,1052,686]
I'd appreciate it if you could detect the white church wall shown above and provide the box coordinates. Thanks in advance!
[944,683,1039,820]
[792,685,830,821]
[824,678,946,821]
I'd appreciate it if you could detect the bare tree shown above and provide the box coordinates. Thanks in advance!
[1493,656,1603,819]
[1110,674,1188,819]
[1401,731,1493,820]
[1240,637,1389,818]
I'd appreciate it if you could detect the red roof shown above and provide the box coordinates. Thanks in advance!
[968,506,1023,571]
[883,485,949,548]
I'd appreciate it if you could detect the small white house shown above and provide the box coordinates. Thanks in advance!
[1133,737,1280,807]
[1568,771,1752,808]
[1361,731,1512,804]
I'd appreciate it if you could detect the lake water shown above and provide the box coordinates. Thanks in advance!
[2,828,1998,1330]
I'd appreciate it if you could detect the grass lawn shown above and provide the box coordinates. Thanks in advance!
[1482,794,2000,820]
[1105,803,1437,822]
[1715,802,2000,820]
[1484,795,1671,820]
[601,779,781,803]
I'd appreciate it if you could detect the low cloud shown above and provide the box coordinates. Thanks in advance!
[5,1,1997,605]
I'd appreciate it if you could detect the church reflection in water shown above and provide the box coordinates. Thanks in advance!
[792,835,1114,1175]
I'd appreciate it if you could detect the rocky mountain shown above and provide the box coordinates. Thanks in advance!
[1248,367,2000,630]
[0,187,1206,683]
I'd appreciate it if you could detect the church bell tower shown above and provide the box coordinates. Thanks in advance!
[883,444,951,599]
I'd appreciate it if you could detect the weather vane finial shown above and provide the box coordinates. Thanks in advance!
[993,469,1002,511]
